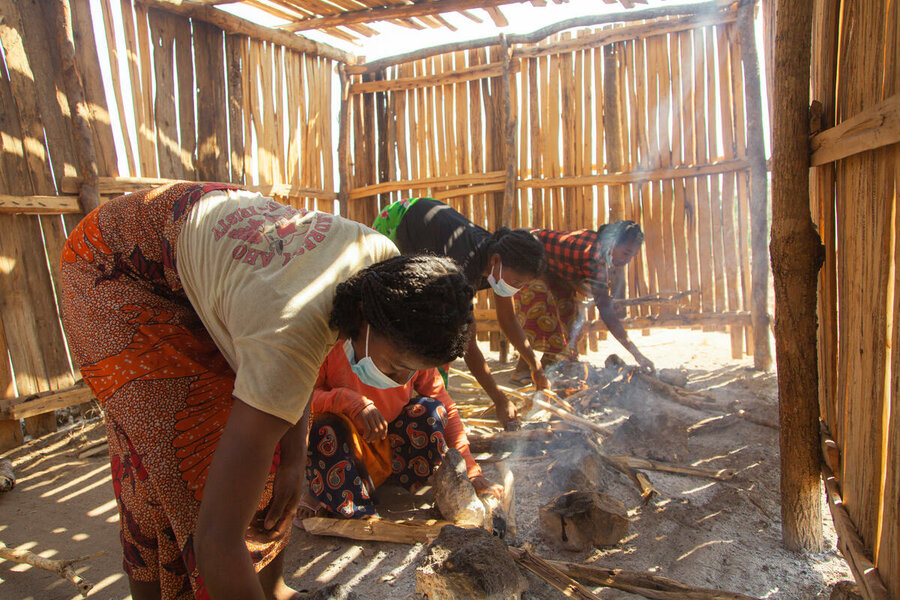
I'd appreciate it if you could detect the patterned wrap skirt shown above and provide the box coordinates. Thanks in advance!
[515,276,580,361]
[59,183,287,600]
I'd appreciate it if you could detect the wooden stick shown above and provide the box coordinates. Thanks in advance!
[61,176,337,201]
[496,460,517,541]
[600,452,659,504]
[299,516,476,544]
[500,35,517,228]
[534,554,763,600]
[520,158,751,188]
[54,0,100,214]
[508,546,603,600]
[0,385,94,420]
[611,290,699,307]
[821,465,891,600]
[0,542,106,598]
[604,454,736,481]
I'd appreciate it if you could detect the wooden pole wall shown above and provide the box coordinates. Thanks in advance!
[0,0,339,450]
[346,7,762,353]
[811,0,899,595]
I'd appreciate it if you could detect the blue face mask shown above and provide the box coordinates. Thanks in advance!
[487,263,521,297]
[343,325,411,389]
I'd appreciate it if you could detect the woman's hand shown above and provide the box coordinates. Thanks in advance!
[531,366,550,391]
[357,404,388,442]
[495,395,519,430]
[633,351,655,374]
[471,475,504,499]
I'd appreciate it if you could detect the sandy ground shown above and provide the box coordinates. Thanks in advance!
[0,328,853,599]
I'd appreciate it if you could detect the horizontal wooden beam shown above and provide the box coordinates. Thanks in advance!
[134,0,357,64]
[61,176,338,201]
[810,92,900,166]
[475,310,752,333]
[0,194,82,215]
[515,10,737,60]
[0,385,94,420]
[347,0,735,74]
[348,171,504,200]
[281,0,533,33]
[519,158,751,188]
[349,61,519,95]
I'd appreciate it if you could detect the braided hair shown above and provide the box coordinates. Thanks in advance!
[485,227,546,277]
[330,254,475,364]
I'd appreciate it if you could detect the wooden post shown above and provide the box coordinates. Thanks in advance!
[770,0,825,552]
[738,0,773,370]
[500,35,517,228]
[54,0,100,214]
[375,70,390,210]
[338,64,351,217]
[602,44,625,222]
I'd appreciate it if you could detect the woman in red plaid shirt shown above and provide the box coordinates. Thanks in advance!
[514,220,655,377]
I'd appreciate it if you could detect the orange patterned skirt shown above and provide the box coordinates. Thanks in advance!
[59,183,287,599]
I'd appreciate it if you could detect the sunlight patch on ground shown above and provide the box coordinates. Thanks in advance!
[343,550,388,589]
[58,474,111,503]
[316,546,362,583]
[87,499,118,518]
[676,539,734,562]
[289,549,331,579]
[40,464,108,498]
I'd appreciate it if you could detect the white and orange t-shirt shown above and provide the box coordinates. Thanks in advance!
[177,189,398,424]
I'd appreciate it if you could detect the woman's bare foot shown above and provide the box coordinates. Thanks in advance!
[292,490,328,529]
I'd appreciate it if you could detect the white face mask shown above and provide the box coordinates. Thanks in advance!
[343,325,411,389]
[487,262,521,297]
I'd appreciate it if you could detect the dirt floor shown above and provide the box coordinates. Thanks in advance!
[0,328,854,599]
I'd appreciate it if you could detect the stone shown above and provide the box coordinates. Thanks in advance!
[431,448,487,527]
[606,412,690,463]
[538,490,628,551]
[416,525,527,600]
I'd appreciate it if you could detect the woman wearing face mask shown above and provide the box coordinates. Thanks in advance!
[513,220,655,378]
[299,255,502,519]
[372,197,548,428]
[59,182,475,600]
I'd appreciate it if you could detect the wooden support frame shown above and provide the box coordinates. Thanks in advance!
[810,92,900,166]
[0,194,82,214]
[769,0,825,552]
[0,386,94,420]
[61,176,337,201]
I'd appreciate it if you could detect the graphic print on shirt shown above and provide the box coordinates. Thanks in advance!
[209,199,334,269]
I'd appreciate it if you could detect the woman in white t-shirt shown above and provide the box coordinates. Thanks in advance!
[60,182,475,600]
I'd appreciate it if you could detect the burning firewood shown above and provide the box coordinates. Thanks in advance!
[509,545,603,600]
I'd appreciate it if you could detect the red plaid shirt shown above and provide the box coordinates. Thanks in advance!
[532,229,610,297]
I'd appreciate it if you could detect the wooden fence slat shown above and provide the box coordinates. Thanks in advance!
[669,32,689,315]
[135,2,158,177]
[704,28,726,316]
[194,19,228,182]
[98,0,136,176]
[692,27,714,314]
[226,34,245,184]
[149,9,182,179]
[175,15,196,180]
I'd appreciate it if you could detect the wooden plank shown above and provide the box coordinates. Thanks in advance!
[693,27,714,314]
[0,195,82,214]
[97,0,136,176]
[121,0,155,176]
[175,15,197,180]
[469,50,484,224]
[669,32,689,311]
[61,176,337,200]
[149,9,183,178]
[194,19,228,182]
[560,36,576,230]
[603,43,625,222]
[548,50,561,229]
[226,34,245,184]
[477,311,754,334]
[1,387,94,420]
[810,93,900,166]
[704,28,726,315]
[241,36,254,186]
[655,35,677,315]
[678,31,701,315]
[349,62,516,94]
[135,2,158,177]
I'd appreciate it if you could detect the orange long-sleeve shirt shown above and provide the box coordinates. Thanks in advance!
[311,342,482,479]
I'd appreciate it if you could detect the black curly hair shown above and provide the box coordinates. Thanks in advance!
[485,227,546,277]
[597,220,644,249]
[330,254,475,364]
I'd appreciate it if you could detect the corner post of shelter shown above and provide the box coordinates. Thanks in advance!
[500,34,517,229]
[770,0,825,553]
[53,0,101,214]
[737,0,772,371]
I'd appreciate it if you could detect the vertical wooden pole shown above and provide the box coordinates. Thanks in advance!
[375,70,390,211]
[603,44,624,222]
[739,1,773,370]
[500,35,517,229]
[770,0,825,553]
[338,64,351,217]
[54,0,100,213]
